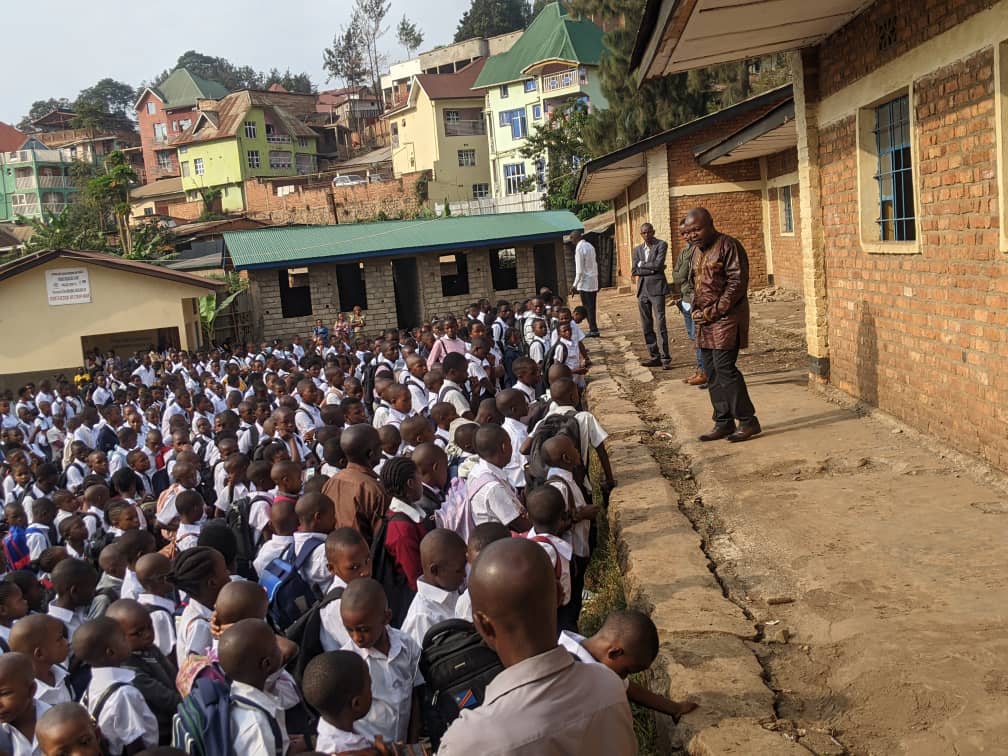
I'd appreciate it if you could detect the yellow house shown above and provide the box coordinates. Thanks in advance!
[385,59,492,203]
[0,249,218,391]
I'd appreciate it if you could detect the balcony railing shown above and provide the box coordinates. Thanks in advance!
[444,119,487,137]
[12,203,41,216]
[4,148,73,164]
[266,134,292,144]
[541,68,584,92]
[43,202,69,214]
[14,176,35,190]
[38,175,71,189]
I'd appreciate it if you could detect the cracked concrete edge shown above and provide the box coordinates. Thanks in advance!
[587,319,812,756]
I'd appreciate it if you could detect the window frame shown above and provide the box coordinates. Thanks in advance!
[458,149,477,167]
[146,102,157,115]
[155,151,172,170]
[439,253,470,297]
[524,79,537,93]
[444,110,461,124]
[247,150,261,169]
[532,104,542,120]
[244,121,257,139]
[193,157,204,176]
[503,163,526,195]
[279,267,312,318]
[489,247,518,291]
[472,183,490,199]
[181,161,190,178]
[873,95,915,242]
[780,185,795,235]
[499,85,509,99]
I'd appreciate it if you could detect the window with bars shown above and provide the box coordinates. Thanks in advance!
[445,110,460,123]
[244,121,257,138]
[458,149,476,167]
[780,185,794,234]
[472,183,490,199]
[503,163,526,195]
[156,151,172,169]
[194,158,204,175]
[874,95,915,242]
[247,150,261,169]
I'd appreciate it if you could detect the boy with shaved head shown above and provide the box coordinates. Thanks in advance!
[399,529,467,648]
[438,538,635,755]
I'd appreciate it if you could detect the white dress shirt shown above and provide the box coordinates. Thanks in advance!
[319,575,350,652]
[253,535,294,578]
[0,699,48,755]
[316,719,372,753]
[177,596,213,667]
[35,665,73,707]
[47,602,87,641]
[293,531,330,594]
[400,578,459,650]
[454,588,472,621]
[527,528,573,605]
[84,668,158,755]
[342,627,422,744]
[573,239,599,292]
[466,460,522,526]
[547,466,591,558]
[139,593,177,658]
[229,680,287,756]
[501,417,529,489]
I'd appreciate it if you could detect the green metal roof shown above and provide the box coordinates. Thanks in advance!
[473,3,605,89]
[150,68,230,109]
[224,211,583,270]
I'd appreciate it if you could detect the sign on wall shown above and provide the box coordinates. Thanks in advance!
[45,268,91,306]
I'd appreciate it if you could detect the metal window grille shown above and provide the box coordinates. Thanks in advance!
[781,185,794,233]
[874,95,915,241]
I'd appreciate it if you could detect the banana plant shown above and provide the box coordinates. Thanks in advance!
[198,289,243,345]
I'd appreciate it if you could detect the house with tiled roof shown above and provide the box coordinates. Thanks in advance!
[170,90,319,213]
[383,59,492,203]
[471,2,607,200]
[135,68,230,182]
[0,122,79,222]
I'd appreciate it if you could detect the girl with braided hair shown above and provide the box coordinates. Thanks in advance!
[379,456,430,593]
[169,546,231,667]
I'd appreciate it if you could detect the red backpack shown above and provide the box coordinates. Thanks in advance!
[2,527,32,572]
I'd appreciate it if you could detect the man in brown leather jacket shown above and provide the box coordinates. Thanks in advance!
[684,208,761,443]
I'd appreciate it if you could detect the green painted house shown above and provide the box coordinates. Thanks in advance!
[172,91,319,212]
[0,137,78,221]
[472,2,608,200]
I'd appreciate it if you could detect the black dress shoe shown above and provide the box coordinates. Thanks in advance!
[727,421,762,443]
[662,361,673,371]
[640,358,662,367]
[699,425,736,442]
[587,331,600,338]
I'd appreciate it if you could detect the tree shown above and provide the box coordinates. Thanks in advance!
[86,151,138,256]
[355,0,392,101]
[520,101,609,219]
[151,51,314,94]
[396,16,425,58]
[74,78,137,119]
[264,68,315,93]
[323,21,369,87]
[17,98,73,131]
[21,206,106,253]
[70,100,110,164]
[454,0,528,42]
[198,289,244,345]
[126,222,174,261]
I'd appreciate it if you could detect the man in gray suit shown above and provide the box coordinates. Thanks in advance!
[631,222,671,368]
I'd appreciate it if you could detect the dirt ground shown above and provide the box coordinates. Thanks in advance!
[593,288,1008,756]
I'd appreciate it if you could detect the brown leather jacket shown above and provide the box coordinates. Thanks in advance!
[689,233,750,350]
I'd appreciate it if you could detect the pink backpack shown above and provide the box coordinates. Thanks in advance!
[435,476,476,543]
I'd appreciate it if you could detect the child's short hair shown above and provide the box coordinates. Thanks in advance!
[525,486,565,527]
[71,617,121,665]
[51,558,97,596]
[197,522,238,567]
[468,521,511,553]
[30,497,56,522]
[302,650,369,719]
[174,490,204,520]
[599,610,661,663]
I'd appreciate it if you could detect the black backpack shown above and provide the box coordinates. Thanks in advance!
[361,361,380,414]
[541,339,567,378]
[419,619,504,748]
[225,493,269,580]
[284,585,344,685]
[57,460,86,492]
[524,411,583,491]
[369,512,416,628]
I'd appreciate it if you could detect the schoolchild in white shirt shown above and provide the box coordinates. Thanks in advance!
[293,493,337,595]
[9,615,73,708]
[525,487,574,612]
[319,528,373,652]
[136,552,179,660]
[400,529,466,649]
[0,653,50,755]
[171,547,231,667]
[466,425,530,531]
[454,522,511,622]
[48,558,97,643]
[303,650,376,753]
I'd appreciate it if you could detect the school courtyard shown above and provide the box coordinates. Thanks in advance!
[587,288,1008,756]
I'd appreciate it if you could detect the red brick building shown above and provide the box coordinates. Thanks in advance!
[134,68,229,183]
[632,0,1008,471]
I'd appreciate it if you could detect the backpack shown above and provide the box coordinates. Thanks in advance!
[2,527,31,572]
[361,361,380,414]
[82,680,128,723]
[434,477,475,544]
[259,540,324,631]
[542,339,568,378]
[524,412,583,491]
[283,585,344,685]
[369,512,416,628]
[57,460,85,491]
[172,675,283,756]
[225,493,269,580]
[419,619,504,748]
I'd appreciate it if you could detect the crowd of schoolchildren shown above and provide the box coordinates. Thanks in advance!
[0,289,696,755]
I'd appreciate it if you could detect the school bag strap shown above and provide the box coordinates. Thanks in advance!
[230,694,284,756]
[83,681,128,722]
[544,476,579,521]
[529,536,564,580]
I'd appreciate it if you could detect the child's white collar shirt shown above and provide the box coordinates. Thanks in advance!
[558,631,630,689]
[315,719,372,753]
[527,529,573,606]
[547,466,591,558]
[502,418,529,489]
[342,627,422,744]
[388,497,425,524]
[139,593,177,658]
[319,575,350,652]
[47,603,86,640]
[293,532,331,593]
[176,522,202,551]
[400,577,459,649]
[0,699,48,755]
[177,597,213,667]
[229,680,288,756]
[35,664,72,707]
[455,588,472,621]
[253,535,293,578]
[85,667,158,754]
[467,460,521,527]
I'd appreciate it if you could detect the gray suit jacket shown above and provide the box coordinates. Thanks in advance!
[631,239,670,297]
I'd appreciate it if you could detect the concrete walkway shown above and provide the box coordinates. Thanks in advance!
[587,289,1008,756]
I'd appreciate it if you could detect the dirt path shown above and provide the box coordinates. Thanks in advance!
[593,289,1008,756]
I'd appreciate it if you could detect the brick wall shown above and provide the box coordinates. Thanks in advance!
[241,171,427,225]
[248,241,565,341]
[818,0,999,99]
[818,47,1008,469]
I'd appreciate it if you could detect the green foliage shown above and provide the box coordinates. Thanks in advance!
[414,171,431,203]
[199,289,244,343]
[520,101,610,219]
[323,19,370,87]
[152,51,315,94]
[396,15,425,57]
[87,151,138,256]
[17,98,72,130]
[21,207,107,253]
[125,222,174,261]
[454,0,529,42]
[196,188,223,221]
[74,78,137,119]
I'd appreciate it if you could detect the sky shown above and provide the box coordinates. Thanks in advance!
[2,0,473,125]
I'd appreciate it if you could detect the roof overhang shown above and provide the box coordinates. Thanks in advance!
[695,99,796,165]
[631,0,873,80]
[576,152,647,204]
[522,58,578,75]
[133,87,164,111]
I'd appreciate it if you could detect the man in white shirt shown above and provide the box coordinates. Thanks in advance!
[570,229,600,337]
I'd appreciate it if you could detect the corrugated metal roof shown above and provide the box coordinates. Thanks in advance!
[172,91,316,147]
[224,210,583,269]
[473,3,605,89]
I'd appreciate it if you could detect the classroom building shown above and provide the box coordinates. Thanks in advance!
[631,0,1008,471]
[0,249,217,392]
[222,210,582,341]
